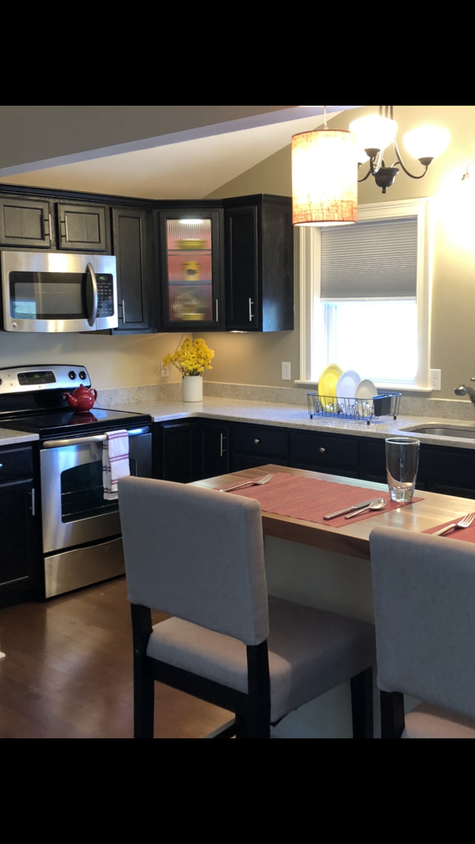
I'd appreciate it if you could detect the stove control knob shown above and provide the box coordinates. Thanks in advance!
[79,370,87,380]
[68,371,76,380]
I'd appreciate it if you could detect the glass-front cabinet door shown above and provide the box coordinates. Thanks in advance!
[158,208,224,331]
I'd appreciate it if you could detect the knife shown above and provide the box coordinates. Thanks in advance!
[323,499,376,520]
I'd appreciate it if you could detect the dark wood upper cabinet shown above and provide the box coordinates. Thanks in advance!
[0,196,53,248]
[157,205,225,332]
[112,206,154,333]
[56,202,109,252]
[223,194,294,332]
[0,184,295,335]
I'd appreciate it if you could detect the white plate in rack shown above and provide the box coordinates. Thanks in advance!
[355,379,377,400]
[355,378,377,418]
[336,370,361,409]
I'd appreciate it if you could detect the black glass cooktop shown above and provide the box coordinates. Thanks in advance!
[0,407,152,438]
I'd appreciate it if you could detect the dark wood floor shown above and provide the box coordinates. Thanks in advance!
[0,578,229,739]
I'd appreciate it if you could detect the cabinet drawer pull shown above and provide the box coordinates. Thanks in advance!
[254,438,261,444]
[220,433,226,457]
[319,447,326,453]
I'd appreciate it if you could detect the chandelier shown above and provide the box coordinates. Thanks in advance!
[350,106,450,194]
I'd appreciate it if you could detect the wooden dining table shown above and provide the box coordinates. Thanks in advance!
[195,462,474,561]
[194,463,475,736]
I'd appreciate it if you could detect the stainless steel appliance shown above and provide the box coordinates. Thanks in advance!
[1,251,118,332]
[0,364,152,597]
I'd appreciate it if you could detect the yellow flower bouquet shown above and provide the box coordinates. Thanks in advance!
[163,337,214,377]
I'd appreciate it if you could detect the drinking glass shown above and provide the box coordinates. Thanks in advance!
[385,437,420,503]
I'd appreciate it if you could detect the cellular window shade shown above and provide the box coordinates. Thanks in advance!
[320,216,417,300]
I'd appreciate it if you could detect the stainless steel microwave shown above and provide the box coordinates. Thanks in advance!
[1,251,118,332]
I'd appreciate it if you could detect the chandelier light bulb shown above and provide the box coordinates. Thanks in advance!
[403,126,450,163]
[349,115,398,155]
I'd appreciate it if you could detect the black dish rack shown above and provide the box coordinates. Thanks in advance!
[307,392,401,425]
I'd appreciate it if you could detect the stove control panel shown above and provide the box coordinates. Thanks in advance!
[0,364,91,395]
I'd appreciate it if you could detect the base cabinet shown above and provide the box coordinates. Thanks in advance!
[154,419,475,499]
[200,421,230,478]
[0,446,40,601]
[153,420,200,484]
[360,437,475,498]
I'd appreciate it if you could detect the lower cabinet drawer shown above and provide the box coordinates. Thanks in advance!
[290,430,359,474]
[232,424,288,459]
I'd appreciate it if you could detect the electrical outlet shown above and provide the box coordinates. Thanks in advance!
[430,369,441,390]
[161,362,170,378]
[282,362,291,381]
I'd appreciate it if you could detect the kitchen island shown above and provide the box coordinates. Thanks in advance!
[194,464,474,737]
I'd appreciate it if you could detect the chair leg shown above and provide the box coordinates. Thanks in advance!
[380,690,405,738]
[246,642,271,738]
[350,667,373,738]
[131,604,154,738]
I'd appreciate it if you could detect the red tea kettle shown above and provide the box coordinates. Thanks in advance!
[63,385,98,412]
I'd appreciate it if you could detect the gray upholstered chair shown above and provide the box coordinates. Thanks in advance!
[118,476,375,738]
[370,527,475,738]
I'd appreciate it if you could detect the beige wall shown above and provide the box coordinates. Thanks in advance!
[202,105,475,400]
[0,106,472,399]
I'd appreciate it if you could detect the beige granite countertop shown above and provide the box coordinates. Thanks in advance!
[0,429,39,446]
[102,395,475,450]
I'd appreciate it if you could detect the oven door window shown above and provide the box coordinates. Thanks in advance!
[40,442,140,555]
[60,454,139,521]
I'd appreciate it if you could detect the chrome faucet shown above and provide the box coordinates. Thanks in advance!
[454,377,475,405]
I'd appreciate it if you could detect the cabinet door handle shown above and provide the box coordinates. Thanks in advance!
[220,433,226,457]
[0,463,2,468]
[254,438,261,444]
[215,299,219,322]
[122,299,126,323]
[249,298,254,322]
[319,447,326,453]
[30,488,36,516]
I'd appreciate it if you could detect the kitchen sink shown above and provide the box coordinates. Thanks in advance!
[401,424,475,440]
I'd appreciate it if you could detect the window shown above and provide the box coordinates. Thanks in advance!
[297,198,431,391]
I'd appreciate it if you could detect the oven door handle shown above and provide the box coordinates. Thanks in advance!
[43,428,149,448]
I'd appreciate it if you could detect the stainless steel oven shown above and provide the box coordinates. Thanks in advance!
[41,425,151,597]
[0,364,152,598]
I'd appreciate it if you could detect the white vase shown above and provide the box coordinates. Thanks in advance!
[182,375,203,402]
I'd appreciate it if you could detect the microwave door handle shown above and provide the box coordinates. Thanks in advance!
[86,262,98,327]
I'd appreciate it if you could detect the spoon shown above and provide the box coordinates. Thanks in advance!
[345,498,386,519]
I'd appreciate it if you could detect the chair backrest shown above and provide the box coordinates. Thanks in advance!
[118,476,269,646]
[370,527,475,720]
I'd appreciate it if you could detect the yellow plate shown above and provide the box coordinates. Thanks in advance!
[318,363,343,412]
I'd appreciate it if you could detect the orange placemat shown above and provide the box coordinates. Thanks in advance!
[216,472,422,527]
[424,517,475,544]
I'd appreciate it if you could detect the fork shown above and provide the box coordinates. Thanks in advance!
[433,512,475,536]
[221,473,273,493]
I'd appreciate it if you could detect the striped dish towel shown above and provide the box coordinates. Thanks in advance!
[103,430,130,500]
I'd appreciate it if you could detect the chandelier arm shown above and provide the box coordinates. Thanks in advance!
[392,137,430,180]
[357,166,373,184]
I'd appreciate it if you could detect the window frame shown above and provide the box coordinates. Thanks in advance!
[296,197,432,392]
